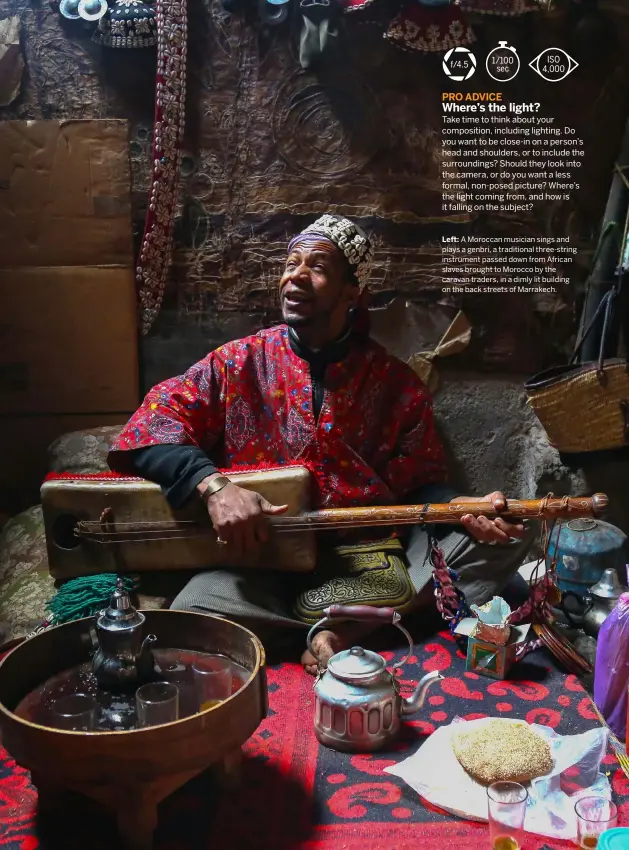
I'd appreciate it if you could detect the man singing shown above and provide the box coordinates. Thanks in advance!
[109,215,531,673]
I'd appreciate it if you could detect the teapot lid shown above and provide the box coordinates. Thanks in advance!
[96,577,145,632]
[327,646,386,681]
[590,568,627,600]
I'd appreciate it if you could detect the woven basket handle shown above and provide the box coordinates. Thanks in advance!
[570,287,617,380]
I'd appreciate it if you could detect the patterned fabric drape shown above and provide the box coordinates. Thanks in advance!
[136,0,188,335]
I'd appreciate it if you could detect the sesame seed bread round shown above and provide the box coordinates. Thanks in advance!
[451,720,553,785]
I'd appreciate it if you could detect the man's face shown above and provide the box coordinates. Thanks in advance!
[279,235,359,339]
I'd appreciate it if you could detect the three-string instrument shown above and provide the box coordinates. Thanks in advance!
[40,468,609,580]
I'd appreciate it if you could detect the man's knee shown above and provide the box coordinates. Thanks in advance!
[456,521,538,606]
[169,571,217,613]
[510,520,538,560]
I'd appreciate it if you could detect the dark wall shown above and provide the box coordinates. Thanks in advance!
[3,1,629,391]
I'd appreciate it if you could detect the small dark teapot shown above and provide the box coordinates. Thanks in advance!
[91,577,157,691]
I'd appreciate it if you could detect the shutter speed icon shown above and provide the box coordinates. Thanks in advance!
[486,42,520,83]
[529,49,579,83]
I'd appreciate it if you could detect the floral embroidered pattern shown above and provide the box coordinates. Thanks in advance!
[385,3,475,53]
[281,408,313,458]
[147,415,186,442]
[226,397,258,452]
[459,0,542,15]
[110,326,447,508]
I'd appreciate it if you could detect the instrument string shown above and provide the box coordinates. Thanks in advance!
[73,495,598,544]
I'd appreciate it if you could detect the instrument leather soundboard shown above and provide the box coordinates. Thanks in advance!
[41,467,316,580]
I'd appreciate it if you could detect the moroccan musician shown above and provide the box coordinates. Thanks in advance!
[108,215,533,674]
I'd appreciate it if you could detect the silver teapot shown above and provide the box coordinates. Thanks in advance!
[562,568,628,638]
[91,577,157,691]
[307,604,442,752]
[583,569,627,637]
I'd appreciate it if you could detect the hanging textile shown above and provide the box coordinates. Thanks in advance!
[458,0,542,15]
[93,0,158,47]
[384,1,475,53]
[136,0,188,335]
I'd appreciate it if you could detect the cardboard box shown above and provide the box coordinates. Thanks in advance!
[0,120,133,268]
[0,266,139,414]
[0,120,138,507]
[0,120,138,417]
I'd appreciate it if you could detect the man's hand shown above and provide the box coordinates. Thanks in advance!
[197,475,288,559]
[458,491,526,545]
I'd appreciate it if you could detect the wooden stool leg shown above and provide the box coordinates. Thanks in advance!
[116,799,158,850]
[214,748,243,789]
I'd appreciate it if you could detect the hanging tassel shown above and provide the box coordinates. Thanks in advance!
[46,573,140,626]
[430,537,471,645]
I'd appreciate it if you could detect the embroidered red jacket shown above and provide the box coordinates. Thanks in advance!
[110,326,446,508]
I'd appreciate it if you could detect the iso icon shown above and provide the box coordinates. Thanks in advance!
[529,48,578,82]
[443,47,477,82]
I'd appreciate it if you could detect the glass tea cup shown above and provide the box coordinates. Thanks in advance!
[487,781,528,850]
[136,681,179,728]
[52,693,98,731]
[574,796,618,848]
[192,655,233,712]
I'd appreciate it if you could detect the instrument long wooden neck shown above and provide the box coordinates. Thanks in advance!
[266,494,608,532]
[75,494,608,541]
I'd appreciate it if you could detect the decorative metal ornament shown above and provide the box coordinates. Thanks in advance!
[59,0,82,20]
[259,0,290,25]
[93,0,157,48]
[78,0,108,21]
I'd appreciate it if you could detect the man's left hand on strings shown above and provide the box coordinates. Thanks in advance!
[458,491,526,545]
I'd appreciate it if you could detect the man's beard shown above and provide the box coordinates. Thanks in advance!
[283,313,315,328]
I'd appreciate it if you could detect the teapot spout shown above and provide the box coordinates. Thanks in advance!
[400,670,443,716]
[141,633,157,653]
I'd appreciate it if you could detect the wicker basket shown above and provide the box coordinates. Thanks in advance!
[525,359,629,453]
[525,288,629,454]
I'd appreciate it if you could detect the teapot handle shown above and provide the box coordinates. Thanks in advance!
[324,605,399,622]
[306,605,413,671]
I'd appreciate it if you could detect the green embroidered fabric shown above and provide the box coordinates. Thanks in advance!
[294,538,415,624]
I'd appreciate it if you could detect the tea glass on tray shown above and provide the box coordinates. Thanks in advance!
[192,655,233,711]
[52,693,98,731]
[136,681,180,727]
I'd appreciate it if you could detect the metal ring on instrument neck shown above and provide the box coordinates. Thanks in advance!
[306,615,414,671]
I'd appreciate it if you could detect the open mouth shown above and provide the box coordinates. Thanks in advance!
[283,291,312,307]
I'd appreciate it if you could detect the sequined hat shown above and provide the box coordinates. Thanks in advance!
[290,214,374,287]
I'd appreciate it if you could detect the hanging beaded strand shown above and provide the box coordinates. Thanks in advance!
[137,0,188,335]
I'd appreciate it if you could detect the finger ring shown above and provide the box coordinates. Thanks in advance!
[216,537,227,546]
[488,541,498,547]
